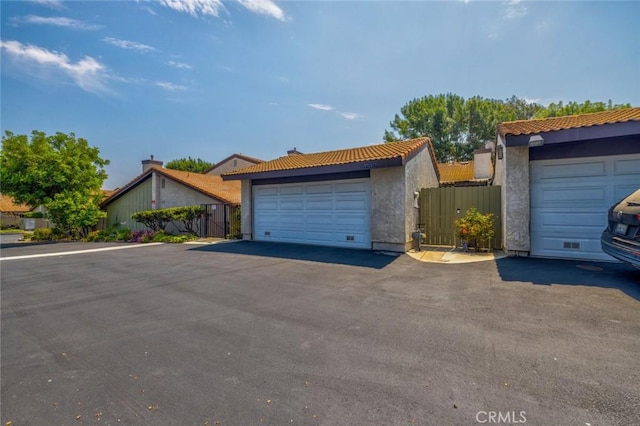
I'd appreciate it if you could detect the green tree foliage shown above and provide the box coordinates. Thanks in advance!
[384,94,544,161]
[533,100,631,118]
[384,94,631,162]
[0,130,109,237]
[165,157,213,173]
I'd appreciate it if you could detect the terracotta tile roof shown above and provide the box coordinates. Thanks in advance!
[437,161,475,183]
[0,193,30,213]
[222,138,431,176]
[102,167,241,207]
[498,107,640,137]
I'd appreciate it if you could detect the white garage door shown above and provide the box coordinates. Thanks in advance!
[530,153,640,261]
[253,178,371,249]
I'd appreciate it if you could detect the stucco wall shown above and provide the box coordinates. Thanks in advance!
[404,147,439,247]
[208,158,257,176]
[158,176,217,208]
[240,179,252,240]
[502,143,531,254]
[371,166,405,251]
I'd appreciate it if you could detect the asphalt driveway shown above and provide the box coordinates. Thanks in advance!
[1,241,639,425]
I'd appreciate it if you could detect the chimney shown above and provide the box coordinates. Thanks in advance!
[473,148,492,180]
[142,155,163,172]
[287,147,303,156]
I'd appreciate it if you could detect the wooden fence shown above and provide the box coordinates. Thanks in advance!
[418,186,502,249]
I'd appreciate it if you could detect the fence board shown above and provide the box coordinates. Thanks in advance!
[418,186,502,249]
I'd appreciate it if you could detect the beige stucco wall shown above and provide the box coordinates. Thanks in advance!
[473,149,493,179]
[158,175,218,208]
[208,157,258,176]
[497,137,531,255]
[240,179,252,240]
[371,147,439,252]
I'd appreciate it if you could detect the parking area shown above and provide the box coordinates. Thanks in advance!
[1,241,639,425]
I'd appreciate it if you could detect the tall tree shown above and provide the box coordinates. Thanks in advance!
[165,156,213,173]
[534,100,631,118]
[0,130,109,237]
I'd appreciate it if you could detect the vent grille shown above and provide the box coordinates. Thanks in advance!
[346,235,355,241]
[264,231,271,236]
[563,242,580,249]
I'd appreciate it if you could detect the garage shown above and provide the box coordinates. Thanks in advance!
[221,138,440,252]
[530,153,640,260]
[496,107,640,261]
[253,178,371,249]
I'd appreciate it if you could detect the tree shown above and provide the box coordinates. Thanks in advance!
[384,94,544,161]
[533,100,631,118]
[0,130,109,237]
[165,157,213,173]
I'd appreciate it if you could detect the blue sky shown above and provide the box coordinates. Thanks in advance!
[2,0,639,189]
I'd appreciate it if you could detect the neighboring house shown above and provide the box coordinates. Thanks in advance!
[0,193,30,216]
[438,147,494,186]
[204,153,264,176]
[221,138,440,252]
[494,107,640,261]
[101,157,241,231]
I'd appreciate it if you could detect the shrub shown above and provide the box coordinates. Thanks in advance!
[152,231,194,243]
[129,229,158,243]
[454,208,495,251]
[132,206,205,236]
[32,228,53,241]
[23,212,44,218]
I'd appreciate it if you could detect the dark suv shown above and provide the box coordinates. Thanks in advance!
[601,189,640,270]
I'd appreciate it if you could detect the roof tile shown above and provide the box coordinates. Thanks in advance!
[437,161,475,183]
[498,107,640,137]
[222,138,430,176]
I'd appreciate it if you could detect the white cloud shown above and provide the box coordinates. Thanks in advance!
[155,81,187,91]
[308,103,333,111]
[103,37,157,53]
[340,112,361,120]
[30,0,64,9]
[0,39,109,93]
[160,0,225,17]
[159,0,286,21]
[236,0,287,21]
[12,15,102,30]
[167,60,193,69]
[504,0,527,19]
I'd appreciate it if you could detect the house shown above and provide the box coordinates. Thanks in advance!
[494,107,640,261]
[101,157,241,231]
[438,146,494,186]
[204,153,264,176]
[0,193,30,216]
[221,138,440,252]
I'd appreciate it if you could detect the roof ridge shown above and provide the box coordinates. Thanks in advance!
[501,106,640,125]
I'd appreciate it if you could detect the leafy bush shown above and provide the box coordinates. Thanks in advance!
[31,228,53,241]
[23,212,44,218]
[152,231,194,243]
[454,208,495,251]
[131,206,205,236]
[128,229,158,243]
[84,226,131,242]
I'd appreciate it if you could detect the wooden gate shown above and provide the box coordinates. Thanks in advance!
[418,186,502,249]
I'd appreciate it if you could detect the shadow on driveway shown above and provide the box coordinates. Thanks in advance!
[496,257,640,301]
[188,240,399,269]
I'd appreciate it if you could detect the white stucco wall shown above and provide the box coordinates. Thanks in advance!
[240,179,252,240]
[499,140,531,255]
[208,158,258,176]
[371,147,439,252]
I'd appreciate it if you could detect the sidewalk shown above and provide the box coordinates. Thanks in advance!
[407,245,506,264]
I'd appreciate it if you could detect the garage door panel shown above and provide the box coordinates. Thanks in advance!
[537,161,605,179]
[305,183,333,194]
[531,153,640,261]
[254,178,371,249]
[280,200,304,210]
[279,185,303,195]
[306,198,333,210]
[335,181,368,193]
[536,187,606,204]
[615,158,640,175]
